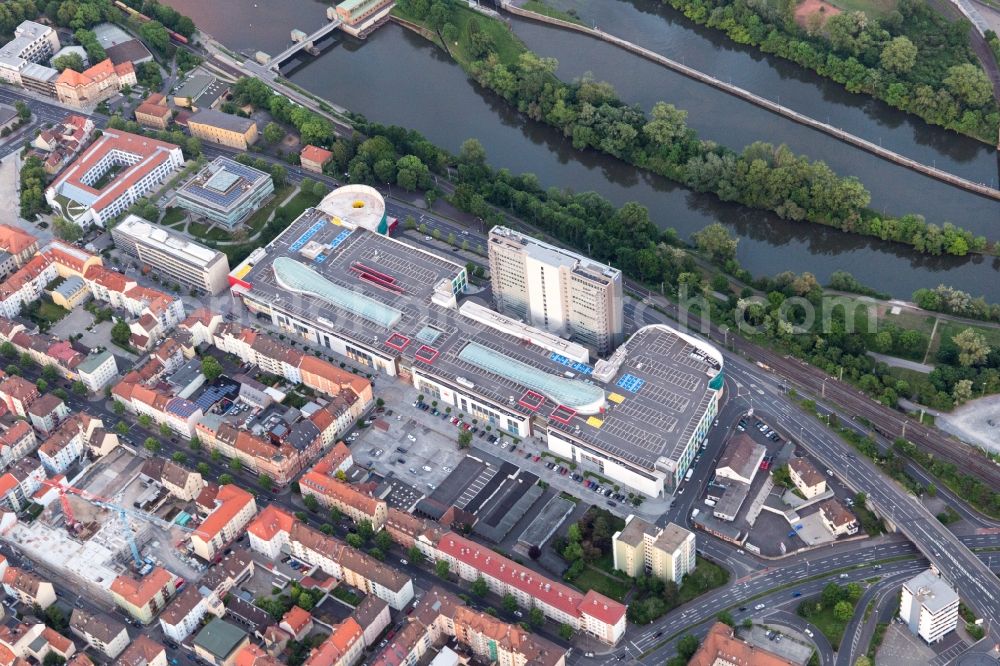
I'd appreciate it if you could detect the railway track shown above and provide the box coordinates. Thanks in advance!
[626,281,1000,489]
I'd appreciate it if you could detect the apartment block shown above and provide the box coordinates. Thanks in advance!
[900,568,960,644]
[69,609,129,659]
[111,215,231,295]
[299,457,387,529]
[787,457,826,499]
[1,564,57,609]
[190,485,257,561]
[487,226,623,356]
[612,516,695,584]
[110,567,177,624]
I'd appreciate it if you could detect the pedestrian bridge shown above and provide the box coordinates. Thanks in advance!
[267,16,343,71]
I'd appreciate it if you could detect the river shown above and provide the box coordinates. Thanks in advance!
[164,0,1000,299]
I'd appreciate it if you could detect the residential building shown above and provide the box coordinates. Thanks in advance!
[41,239,102,279]
[175,309,223,353]
[134,93,171,130]
[46,129,184,227]
[0,623,76,664]
[114,636,167,666]
[0,458,46,511]
[0,225,38,268]
[83,265,185,339]
[140,457,206,501]
[818,498,859,537]
[192,619,248,666]
[187,111,258,150]
[55,59,136,108]
[716,433,766,485]
[0,254,58,318]
[76,350,118,393]
[27,394,70,434]
[787,457,826,499]
[689,622,793,666]
[372,586,565,666]
[487,226,623,356]
[112,379,203,437]
[247,506,414,609]
[0,422,37,471]
[299,461,387,529]
[159,586,215,643]
[38,413,98,474]
[30,114,95,175]
[111,215,231,294]
[612,516,695,584]
[69,609,129,659]
[280,606,313,641]
[0,376,40,418]
[900,568,960,644]
[433,532,626,645]
[300,145,332,173]
[190,484,257,561]
[0,21,60,92]
[302,617,363,666]
[384,508,444,561]
[352,595,390,647]
[198,547,254,604]
[0,561,56,609]
[110,568,177,624]
[173,157,273,229]
[0,317,88,380]
[0,252,17,283]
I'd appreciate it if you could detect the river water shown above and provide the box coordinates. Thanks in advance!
[165,0,1000,299]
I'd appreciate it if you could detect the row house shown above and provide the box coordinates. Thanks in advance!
[0,320,87,382]
[309,393,362,449]
[27,393,70,434]
[299,453,386,529]
[372,586,565,666]
[247,506,414,610]
[0,376,39,418]
[0,623,76,664]
[83,265,185,338]
[113,635,167,666]
[37,413,91,474]
[0,558,57,609]
[112,380,203,438]
[159,586,217,644]
[0,422,37,471]
[352,595,391,649]
[201,422,301,486]
[190,484,257,561]
[384,508,444,562]
[302,617,364,666]
[433,533,627,645]
[110,567,177,625]
[0,458,46,511]
[0,255,57,318]
[29,115,94,176]
[175,309,223,356]
[0,225,39,271]
[69,609,129,660]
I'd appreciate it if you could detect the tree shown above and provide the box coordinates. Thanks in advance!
[471,576,488,597]
[259,474,273,490]
[357,519,374,541]
[375,530,393,551]
[346,533,363,548]
[229,457,243,472]
[211,449,222,462]
[201,356,223,381]
[503,594,518,613]
[190,436,202,450]
[115,421,129,436]
[270,164,287,188]
[845,582,863,603]
[408,546,425,564]
[71,381,87,396]
[263,122,285,144]
[457,429,473,449]
[219,473,234,485]
[880,36,917,74]
[144,437,160,453]
[677,634,700,660]
[139,21,171,53]
[35,379,47,393]
[528,607,544,628]
[113,401,126,416]
[172,452,187,464]
[435,560,450,578]
[854,657,873,666]
[111,319,131,346]
[52,52,84,73]
[558,623,574,640]
[822,583,844,608]
[716,610,734,626]
[303,494,319,512]
[833,600,854,622]
[159,423,172,438]
[944,63,993,107]
[197,463,211,475]
[692,223,738,263]
[953,328,989,367]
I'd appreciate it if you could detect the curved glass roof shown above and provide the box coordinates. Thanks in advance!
[272,257,402,328]
[459,342,605,414]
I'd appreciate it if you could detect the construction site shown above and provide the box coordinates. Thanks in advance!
[1,449,202,604]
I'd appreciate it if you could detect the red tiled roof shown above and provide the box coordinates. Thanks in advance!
[0,225,37,255]
[300,145,332,164]
[281,606,311,635]
[197,484,254,541]
[248,505,296,542]
[110,567,173,607]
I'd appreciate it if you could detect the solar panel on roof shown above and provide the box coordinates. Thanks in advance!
[180,160,267,210]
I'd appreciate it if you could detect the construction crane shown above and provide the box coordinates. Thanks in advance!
[38,479,206,569]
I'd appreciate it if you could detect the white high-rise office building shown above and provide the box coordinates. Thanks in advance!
[487,226,623,356]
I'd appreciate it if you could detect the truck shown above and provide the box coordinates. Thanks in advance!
[704,498,717,507]
[691,508,700,519]
[684,468,694,482]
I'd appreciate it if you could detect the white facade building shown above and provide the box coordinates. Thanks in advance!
[900,569,960,644]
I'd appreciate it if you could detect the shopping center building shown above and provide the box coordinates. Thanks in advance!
[229,190,723,497]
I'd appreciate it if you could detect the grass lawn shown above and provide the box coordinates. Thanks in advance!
[826,0,898,18]
[36,301,69,324]
[572,567,632,602]
[798,600,849,648]
[521,0,584,25]
[245,185,295,234]
[187,221,234,241]
[936,320,1000,351]
[161,207,187,228]
[279,190,322,222]
[394,3,527,68]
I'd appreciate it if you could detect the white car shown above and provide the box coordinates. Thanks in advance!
[754,603,766,610]
[442,466,452,472]
[804,628,814,638]
[400,558,408,565]
[407,434,416,442]
[422,465,432,472]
